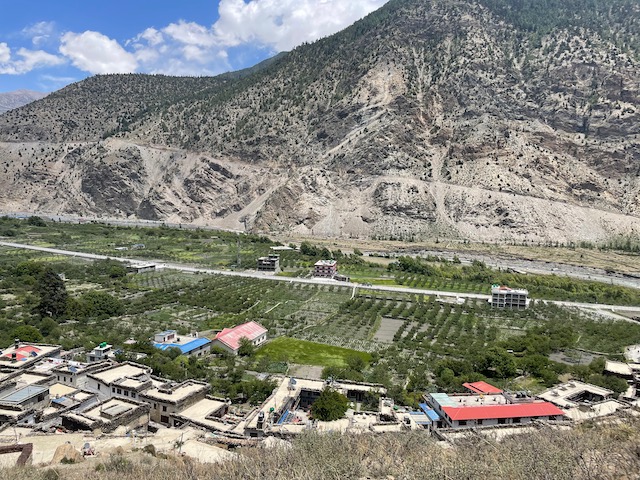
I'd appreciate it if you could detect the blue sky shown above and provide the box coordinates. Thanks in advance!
[0,0,388,93]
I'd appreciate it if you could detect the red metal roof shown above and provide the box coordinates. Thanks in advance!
[214,321,267,351]
[443,402,564,421]
[463,381,503,394]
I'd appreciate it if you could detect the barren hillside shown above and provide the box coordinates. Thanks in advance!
[1,0,639,243]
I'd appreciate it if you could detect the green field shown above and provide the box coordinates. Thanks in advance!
[256,337,372,367]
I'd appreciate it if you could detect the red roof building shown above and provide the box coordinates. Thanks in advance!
[442,402,564,422]
[462,381,503,394]
[212,321,268,355]
[427,392,565,429]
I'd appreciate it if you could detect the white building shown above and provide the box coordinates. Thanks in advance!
[490,285,529,309]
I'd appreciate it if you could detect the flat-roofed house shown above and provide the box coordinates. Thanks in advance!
[139,380,209,425]
[0,342,62,370]
[86,362,152,401]
[490,285,529,309]
[61,397,149,433]
[314,260,337,278]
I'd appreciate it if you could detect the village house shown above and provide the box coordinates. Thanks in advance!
[139,380,210,425]
[256,254,280,272]
[153,330,211,357]
[313,259,337,278]
[86,362,153,401]
[0,341,62,370]
[212,321,268,355]
[61,397,150,433]
[490,285,529,309]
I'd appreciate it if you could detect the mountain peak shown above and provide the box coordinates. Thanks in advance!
[0,0,638,244]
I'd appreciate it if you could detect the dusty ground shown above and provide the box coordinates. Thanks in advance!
[2,426,232,467]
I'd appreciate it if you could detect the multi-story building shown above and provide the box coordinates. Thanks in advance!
[490,285,529,309]
[257,254,280,272]
[86,342,116,362]
[314,260,337,278]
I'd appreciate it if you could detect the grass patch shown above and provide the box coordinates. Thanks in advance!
[257,337,371,367]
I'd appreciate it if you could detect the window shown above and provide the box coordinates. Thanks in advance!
[124,390,129,397]
[513,417,521,424]
[162,405,167,412]
[160,415,169,424]
[498,418,506,425]
[97,384,101,390]
[154,403,157,409]
[477,419,483,426]
[117,388,122,394]
[458,421,467,426]
[131,393,136,398]
[112,387,116,393]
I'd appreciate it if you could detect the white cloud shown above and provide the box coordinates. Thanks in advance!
[59,31,138,74]
[128,0,388,75]
[212,0,389,51]
[22,21,56,46]
[0,43,65,75]
[163,21,218,48]
[0,43,10,63]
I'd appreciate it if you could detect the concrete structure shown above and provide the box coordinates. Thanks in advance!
[153,331,211,357]
[245,376,386,437]
[127,263,156,274]
[0,342,61,370]
[333,274,351,282]
[538,381,613,408]
[51,361,111,389]
[212,322,268,355]
[314,260,337,278]
[61,398,150,433]
[171,397,231,430]
[86,342,115,363]
[490,285,529,309]
[425,392,563,428]
[257,254,280,272]
[604,360,640,383]
[86,362,152,401]
[139,380,209,425]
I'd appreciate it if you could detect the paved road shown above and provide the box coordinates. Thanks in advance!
[2,240,639,316]
[4,211,639,289]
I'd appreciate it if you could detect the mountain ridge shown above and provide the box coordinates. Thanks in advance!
[0,89,47,114]
[1,0,639,243]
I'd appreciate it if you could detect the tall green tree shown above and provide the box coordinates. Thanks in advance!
[311,388,349,421]
[35,267,68,319]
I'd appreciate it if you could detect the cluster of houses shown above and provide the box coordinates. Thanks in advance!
[1,327,639,460]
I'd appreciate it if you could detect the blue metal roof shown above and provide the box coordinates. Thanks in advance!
[0,385,48,404]
[419,403,441,421]
[153,337,211,354]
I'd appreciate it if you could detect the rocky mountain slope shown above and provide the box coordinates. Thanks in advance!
[1,0,639,243]
[0,89,46,114]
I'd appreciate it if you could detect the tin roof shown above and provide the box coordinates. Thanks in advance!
[463,381,503,394]
[153,337,211,354]
[0,385,48,405]
[214,321,267,351]
[443,402,564,421]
